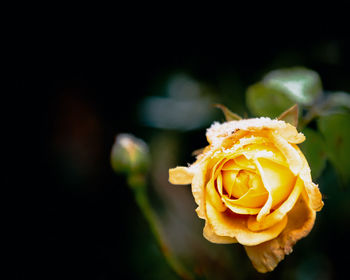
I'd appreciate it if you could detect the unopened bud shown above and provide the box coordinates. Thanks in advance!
[111,133,151,175]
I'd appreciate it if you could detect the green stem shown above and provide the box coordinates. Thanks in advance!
[132,181,195,280]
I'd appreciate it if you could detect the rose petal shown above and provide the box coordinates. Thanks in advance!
[254,159,273,221]
[207,173,227,212]
[278,122,305,144]
[218,130,249,148]
[257,158,295,209]
[206,201,288,246]
[268,131,303,175]
[222,175,268,209]
[191,162,208,219]
[206,118,305,145]
[242,143,289,168]
[244,191,316,273]
[222,196,261,215]
[221,159,241,171]
[221,169,238,197]
[223,135,271,156]
[294,145,324,211]
[210,157,231,196]
[169,166,193,185]
[203,221,237,244]
[234,155,256,171]
[247,177,303,231]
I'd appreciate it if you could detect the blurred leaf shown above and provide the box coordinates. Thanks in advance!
[214,104,242,121]
[324,92,350,114]
[263,67,323,105]
[246,82,295,118]
[300,128,327,179]
[139,74,216,131]
[318,113,350,185]
[278,104,299,127]
[299,92,350,129]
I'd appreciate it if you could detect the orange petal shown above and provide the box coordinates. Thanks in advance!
[257,158,295,209]
[242,143,289,167]
[268,131,303,175]
[221,169,238,197]
[221,159,241,171]
[247,176,303,231]
[169,166,193,185]
[222,195,261,215]
[234,155,256,171]
[254,159,273,221]
[191,162,208,219]
[206,200,288,246]
[294,145,324,211]
[207,173,227,212]
[278,122,305,144]
[226,169,251,198]
[244,191,316,273]
[206,118,305,145]
[222,175,268,210]
[203,221,237,244]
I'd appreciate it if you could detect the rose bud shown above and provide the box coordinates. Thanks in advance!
[111,133,150,176]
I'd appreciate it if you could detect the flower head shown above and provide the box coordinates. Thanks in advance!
[169,116,323,273]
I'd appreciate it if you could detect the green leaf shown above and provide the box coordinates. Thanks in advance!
[263,67,323,105]
[318,113,350,185]
[300,128,327,179]
[214,104,242,121]
[246,82,295,118]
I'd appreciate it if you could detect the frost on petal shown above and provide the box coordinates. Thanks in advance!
[278,122,305,144]
[206,201,287,246]
[169,166,193,185]
[203,221,237,244]
[206,118,305,145]
[244,192,316,273]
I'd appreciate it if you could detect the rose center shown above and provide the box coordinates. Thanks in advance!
[220,157,295,209]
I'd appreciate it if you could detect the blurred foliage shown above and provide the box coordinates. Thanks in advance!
[318,113,350,185]
[299,128,327,179]
[247,82,295,118]
[139,74,217,131]
[262,68,322,105]
[246,67,322,118]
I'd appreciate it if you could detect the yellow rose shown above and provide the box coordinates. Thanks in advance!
[169,117,323,273]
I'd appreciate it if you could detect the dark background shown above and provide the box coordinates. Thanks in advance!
[13,27,350,279]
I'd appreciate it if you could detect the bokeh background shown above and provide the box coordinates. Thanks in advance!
[17,31,350,279]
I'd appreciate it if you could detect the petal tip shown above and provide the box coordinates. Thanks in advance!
[168,166,193,185]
